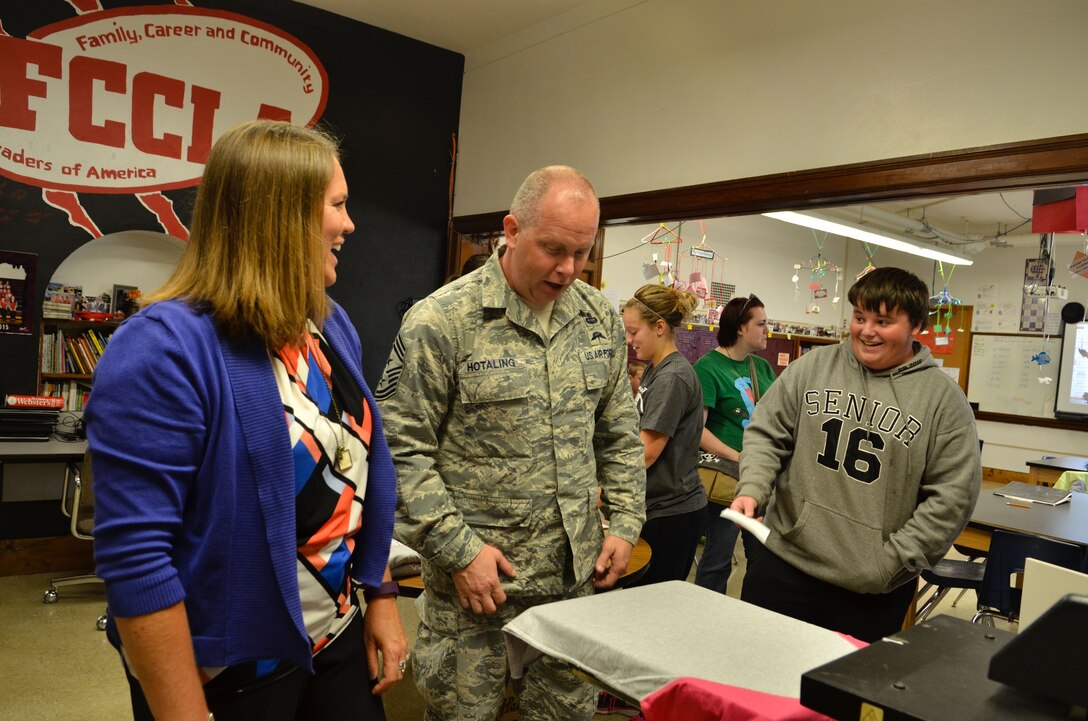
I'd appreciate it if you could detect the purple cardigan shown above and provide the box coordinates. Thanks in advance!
[87,299,396,673]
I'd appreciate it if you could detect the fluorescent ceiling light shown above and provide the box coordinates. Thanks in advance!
[763,210,974,266]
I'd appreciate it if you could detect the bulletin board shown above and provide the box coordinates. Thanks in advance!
[966,334,1061,418]
[917,305,973,395]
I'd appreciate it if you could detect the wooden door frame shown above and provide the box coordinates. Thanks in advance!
[452,133,1088,234]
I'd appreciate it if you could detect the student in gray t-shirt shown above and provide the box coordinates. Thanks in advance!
[622,284,707,585]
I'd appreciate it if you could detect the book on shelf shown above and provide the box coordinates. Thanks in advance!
[42,300,73,319]
[87,328,105,355]
[4,394,65,409]
[39,381,92,412]
[76,335,97,372]
[41,325,115,377]
[993,481,1073,506]
[64,336,86,374]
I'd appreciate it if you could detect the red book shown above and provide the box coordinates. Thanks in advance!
[5,394,65,409]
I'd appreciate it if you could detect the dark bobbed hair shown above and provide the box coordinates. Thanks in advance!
[460,253,490,276]
[847,266,929,332]
[716,294,765,347]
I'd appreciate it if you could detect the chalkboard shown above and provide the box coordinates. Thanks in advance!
[967,334,1061,418]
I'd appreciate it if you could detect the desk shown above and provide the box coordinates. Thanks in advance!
[0,437,86,464]
[1026,455,1088,487]
[801,615,1069,720]
[503,581,860,720]
[970,482,1088,548]
[0,437,88,571]
[397,536,652,597]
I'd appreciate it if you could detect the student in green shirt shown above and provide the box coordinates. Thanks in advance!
[693,294,775,592]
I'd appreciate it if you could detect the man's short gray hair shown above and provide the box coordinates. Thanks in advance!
[509,165,599,228]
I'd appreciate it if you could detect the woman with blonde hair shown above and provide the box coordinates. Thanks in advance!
[621,283,706,584]
[87,120,407,721]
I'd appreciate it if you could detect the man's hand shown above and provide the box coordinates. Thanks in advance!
[593,535,633,590]
[730,495,760,519]
[452,544,516,615]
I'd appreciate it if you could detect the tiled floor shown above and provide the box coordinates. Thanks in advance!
[0,540,1010,721]
[0,571,426,721]
[0,573,127,721]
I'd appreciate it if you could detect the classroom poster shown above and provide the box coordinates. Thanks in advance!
[0,250,38,335]
[1021,258,1052,332]
[0,6,328,241]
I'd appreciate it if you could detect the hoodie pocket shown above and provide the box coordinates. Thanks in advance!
[780,500,887,592]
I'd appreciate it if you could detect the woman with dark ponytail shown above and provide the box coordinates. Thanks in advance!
[693,293,776,593]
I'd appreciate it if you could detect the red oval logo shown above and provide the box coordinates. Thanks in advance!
[0,6,328,194]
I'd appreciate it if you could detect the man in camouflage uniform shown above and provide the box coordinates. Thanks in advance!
[375,166,645,721]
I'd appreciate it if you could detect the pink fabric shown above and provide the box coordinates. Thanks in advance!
[641,677,833,721]
[837,632,868,649]
[639,634,869,718]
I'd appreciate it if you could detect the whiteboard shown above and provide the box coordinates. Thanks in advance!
[967,334,1061,418]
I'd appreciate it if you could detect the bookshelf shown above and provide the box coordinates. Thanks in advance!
[38,318,120,411]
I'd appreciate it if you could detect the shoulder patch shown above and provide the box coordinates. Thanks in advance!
[374,334,405,402]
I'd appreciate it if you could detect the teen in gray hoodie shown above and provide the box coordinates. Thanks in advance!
[732,267,981,641]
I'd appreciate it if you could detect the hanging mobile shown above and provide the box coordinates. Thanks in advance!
[927,261,962,336]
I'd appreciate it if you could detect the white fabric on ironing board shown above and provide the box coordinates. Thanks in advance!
[503,581,858,703]
[388,538,422,570]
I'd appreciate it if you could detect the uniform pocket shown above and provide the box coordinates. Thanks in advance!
[582,361,609,392]
[581,360,611,422]
[452,490,532,529]
[459,368,531,457]
[450,490,539,589]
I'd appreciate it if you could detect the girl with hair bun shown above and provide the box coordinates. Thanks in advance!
[621,283,707,585]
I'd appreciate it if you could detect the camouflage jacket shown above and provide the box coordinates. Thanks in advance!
[376,254,645,597]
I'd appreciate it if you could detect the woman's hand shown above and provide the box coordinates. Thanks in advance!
[363,594,409,695]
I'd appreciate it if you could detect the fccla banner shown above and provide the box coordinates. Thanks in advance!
[0,6,328,195]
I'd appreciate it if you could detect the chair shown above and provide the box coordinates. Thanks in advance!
[42,453,107,631]
[971,529,1085,626]
[914,554,986,623]
[914,439,989,621]
[929,527,992,614]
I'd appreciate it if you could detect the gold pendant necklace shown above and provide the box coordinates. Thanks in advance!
[318,362,352,472]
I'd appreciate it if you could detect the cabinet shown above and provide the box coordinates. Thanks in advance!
[38,319,120,411]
